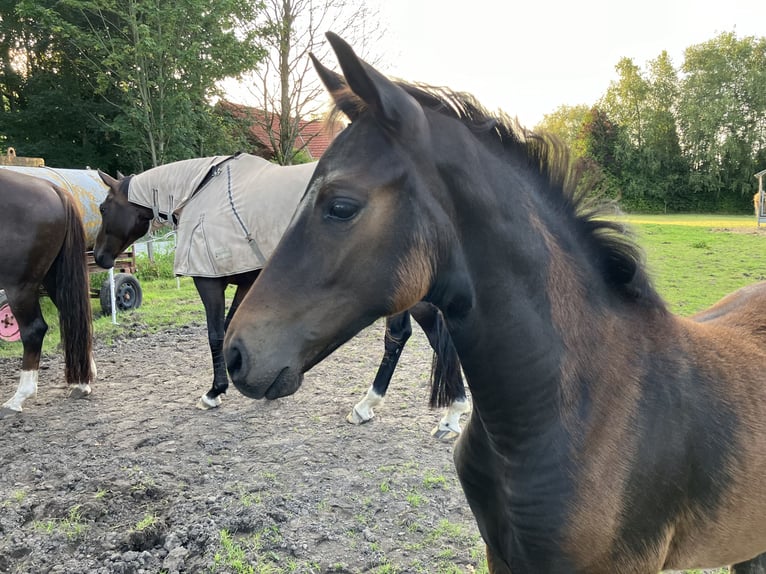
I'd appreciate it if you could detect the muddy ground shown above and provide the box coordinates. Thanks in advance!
[0,318,484,574]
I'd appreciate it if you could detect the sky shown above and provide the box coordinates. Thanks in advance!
[221,0,766,129]
[356,0,766,127]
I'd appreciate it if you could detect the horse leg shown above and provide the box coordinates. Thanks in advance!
[409,301,470,440]
[42,275,94,398]
[1,288,47,416]
[193,277,228,410]
[732,554,766,574]
[433,396,472,440]
[347,311,412,424]
[223,275,257,332]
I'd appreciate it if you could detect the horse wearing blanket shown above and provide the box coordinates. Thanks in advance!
[94,154,468,436]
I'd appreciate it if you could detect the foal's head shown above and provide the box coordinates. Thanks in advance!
[224,33,461,399]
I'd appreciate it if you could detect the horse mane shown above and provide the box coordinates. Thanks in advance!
[329,82,666,311]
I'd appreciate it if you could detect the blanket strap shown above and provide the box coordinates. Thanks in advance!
[151,188,176,228]
[225,164,267,265]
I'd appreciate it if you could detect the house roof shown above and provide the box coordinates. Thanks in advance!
[221,101,344,160]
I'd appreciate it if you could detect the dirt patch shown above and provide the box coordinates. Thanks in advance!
[0,320,482,573]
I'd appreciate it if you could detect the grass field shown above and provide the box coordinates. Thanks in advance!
[625,214,766,315]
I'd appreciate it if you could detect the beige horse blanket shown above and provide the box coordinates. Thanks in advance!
[128,154,316,277]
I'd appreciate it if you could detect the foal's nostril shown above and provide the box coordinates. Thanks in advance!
[225,339,245,382]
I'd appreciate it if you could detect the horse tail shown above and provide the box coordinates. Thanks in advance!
[428,314,464,408]
[50,186,94,385]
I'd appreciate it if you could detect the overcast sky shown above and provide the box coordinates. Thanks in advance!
[221,0,766,129]
[368,0,766,127]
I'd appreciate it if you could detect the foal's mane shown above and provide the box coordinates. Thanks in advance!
[330,81,666,310]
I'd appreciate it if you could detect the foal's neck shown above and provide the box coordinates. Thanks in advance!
[436,157,607,445]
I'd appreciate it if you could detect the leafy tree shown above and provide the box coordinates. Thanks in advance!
[0,0,25,116]
[602,58,649,149]
[536,104,590,158]
[0,1,119,168]
[576,106,623,200]
[641,51,687,210]
[678,32,766,208]
[597,53,687,211]
[14,0,267,171]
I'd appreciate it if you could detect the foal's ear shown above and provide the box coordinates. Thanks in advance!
[97,169,119,191]
[311,52,361,121]
[324,32,426,135]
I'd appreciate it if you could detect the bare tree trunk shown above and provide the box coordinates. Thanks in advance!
[245,0,383,165]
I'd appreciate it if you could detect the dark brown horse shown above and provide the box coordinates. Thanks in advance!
[0,169,95,417]
[94,159,468,437]
[222,33,766,573]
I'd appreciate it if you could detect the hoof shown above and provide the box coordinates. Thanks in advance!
[197,395,222,410]
[0,407,21,419]
[431,426,460,441]
[68,384,92,399]
[346,407,373,425]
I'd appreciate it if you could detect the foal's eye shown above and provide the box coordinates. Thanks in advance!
[326,198,359,221]
[99,204,106,215]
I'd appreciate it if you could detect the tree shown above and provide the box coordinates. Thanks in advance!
[601,58,649,150]
[239,0,382,165]
[536,104,590,159]
[0,1,120,168]
[15,0,267,170]
[598,53,688,211]
[642,51,687,210]
[576,106,623,199]
[678,32,766,206]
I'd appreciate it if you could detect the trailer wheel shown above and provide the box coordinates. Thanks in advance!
[100,273,143,314]
[0,290,21,342]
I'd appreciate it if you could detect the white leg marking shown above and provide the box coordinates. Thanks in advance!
[432,397,472,439]
[347,387,384,424]
[90,353,98,383]
[197,394,222,410]
[69,383,92,398]
[3,370,39,412]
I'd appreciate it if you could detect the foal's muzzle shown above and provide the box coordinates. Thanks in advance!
[224,334,303,400]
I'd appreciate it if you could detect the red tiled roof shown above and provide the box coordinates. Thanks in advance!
[221,102,343,160]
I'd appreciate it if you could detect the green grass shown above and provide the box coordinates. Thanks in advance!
[32,505,89,540]
[422,470,447,489]
[406,491,425,507]
[212,530,257,574]
[134,514,158,531]
[626,216,766,315]
[211,528,312,574]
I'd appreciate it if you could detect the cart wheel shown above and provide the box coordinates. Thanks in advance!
[0,290,21,342]
[99,273,143,314]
